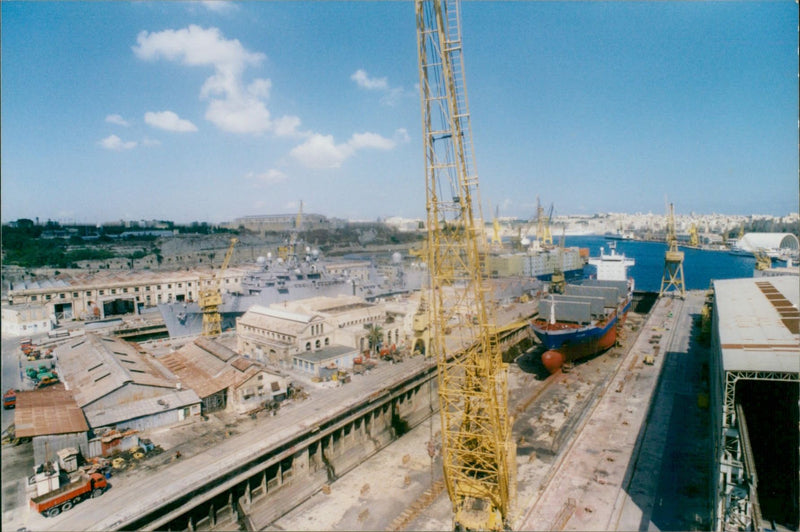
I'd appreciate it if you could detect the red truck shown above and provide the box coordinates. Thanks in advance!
[3,389,16,409]
[30,472,108,517]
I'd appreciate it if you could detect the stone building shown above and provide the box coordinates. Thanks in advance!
[235,295,407,368]
[159,337,289,414]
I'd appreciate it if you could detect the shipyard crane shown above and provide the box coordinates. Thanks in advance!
[198,237,238,337]
[416,0,514,529]
[491,205,502,247]
[659,202,685,298]
[688,223,699,247]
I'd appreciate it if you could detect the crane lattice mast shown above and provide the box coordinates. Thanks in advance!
[199,237,238,336]
[659,202,685,298]
[415,0,514,529]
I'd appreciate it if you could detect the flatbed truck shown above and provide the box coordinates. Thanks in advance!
[30,472,108,517]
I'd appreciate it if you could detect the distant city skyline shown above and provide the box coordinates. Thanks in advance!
[2,1,797,224]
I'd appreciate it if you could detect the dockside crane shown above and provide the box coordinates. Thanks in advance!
[416,0,514,529]
[659,202,685,298]
[198,237,238,337]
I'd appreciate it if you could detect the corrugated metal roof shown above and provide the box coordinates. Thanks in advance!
[84,389,200,428]
[55,334,177,407]
[14,386,89,438]
[159,338,272,399]
[714,276,800,373]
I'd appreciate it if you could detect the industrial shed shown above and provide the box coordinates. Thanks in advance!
[710,276,799,530]
[54,334,201,432]
[737,232,799,252]
[293,344,359,378]
[159,337,288,414]
[14,385,89,465]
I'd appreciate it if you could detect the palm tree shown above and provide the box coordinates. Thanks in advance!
[366,324,383,354]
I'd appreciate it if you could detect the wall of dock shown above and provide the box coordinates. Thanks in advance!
[137,375,438,532]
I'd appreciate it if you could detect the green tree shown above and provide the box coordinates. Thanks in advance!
[366,324,384,354]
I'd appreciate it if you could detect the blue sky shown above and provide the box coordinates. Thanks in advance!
[1,1,797,224]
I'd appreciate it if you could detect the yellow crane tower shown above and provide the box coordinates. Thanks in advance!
[659,202,686,298]
[416,0,514,529]
[198,237,238,337]
[491,205,502,247]
[688,223,699,247]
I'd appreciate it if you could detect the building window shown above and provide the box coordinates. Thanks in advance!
[315,340,321,349]
[31,295,37,301]
[86,291,91,296]
[178,283,182,288]
[134,287,139,292]
[46,295,51,301]
[59,293,66,299]
[73,292,79,298]
[111,289,117,294]
[99,290,105,295]
[305,342,311,351]
[123,288,128,293]
[325,337,330,346]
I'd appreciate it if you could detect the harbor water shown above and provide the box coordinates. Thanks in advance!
[564,235,758,292]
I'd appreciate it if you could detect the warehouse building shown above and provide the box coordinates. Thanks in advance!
[236,295,407,368]
[159,337,289,414]
[1,303,53,337]
[7,268,246,322]
[54,334,201,432]
[710,276,799,531]
[13,386,90,465]
[734,232,799,254]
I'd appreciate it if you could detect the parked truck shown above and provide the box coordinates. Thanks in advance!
[3,389,16,410]
[30,472,108,517]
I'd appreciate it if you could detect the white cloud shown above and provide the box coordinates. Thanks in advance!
[290,131,396,169]
[394,128,411,144]
[99,134,137,151]
[290,134,353,169]
[352,69,411,107]
[247,78,271,99]
[351,69,388,90]
[205,98,271,134]
[199,1,239,14]
[349,132,395,151]
[134,25,292,136]
[144,110,198,132]
[246,168,287,185]
[105,114,130,127]
[272,115,304,138]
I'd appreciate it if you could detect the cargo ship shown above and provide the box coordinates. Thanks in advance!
[531,246,635,373]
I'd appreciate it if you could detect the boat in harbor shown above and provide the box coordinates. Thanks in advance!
[531,246,635,373]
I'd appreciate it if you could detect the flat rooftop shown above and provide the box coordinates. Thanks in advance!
[714,276,799,373]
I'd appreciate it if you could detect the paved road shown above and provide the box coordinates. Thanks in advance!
[614,291,711,531]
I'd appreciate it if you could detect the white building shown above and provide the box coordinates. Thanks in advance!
[1,304,52,337]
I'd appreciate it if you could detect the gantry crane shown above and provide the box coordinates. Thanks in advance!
[659,202,685,298]
[198,237,238,337]
[416,0,514,529]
